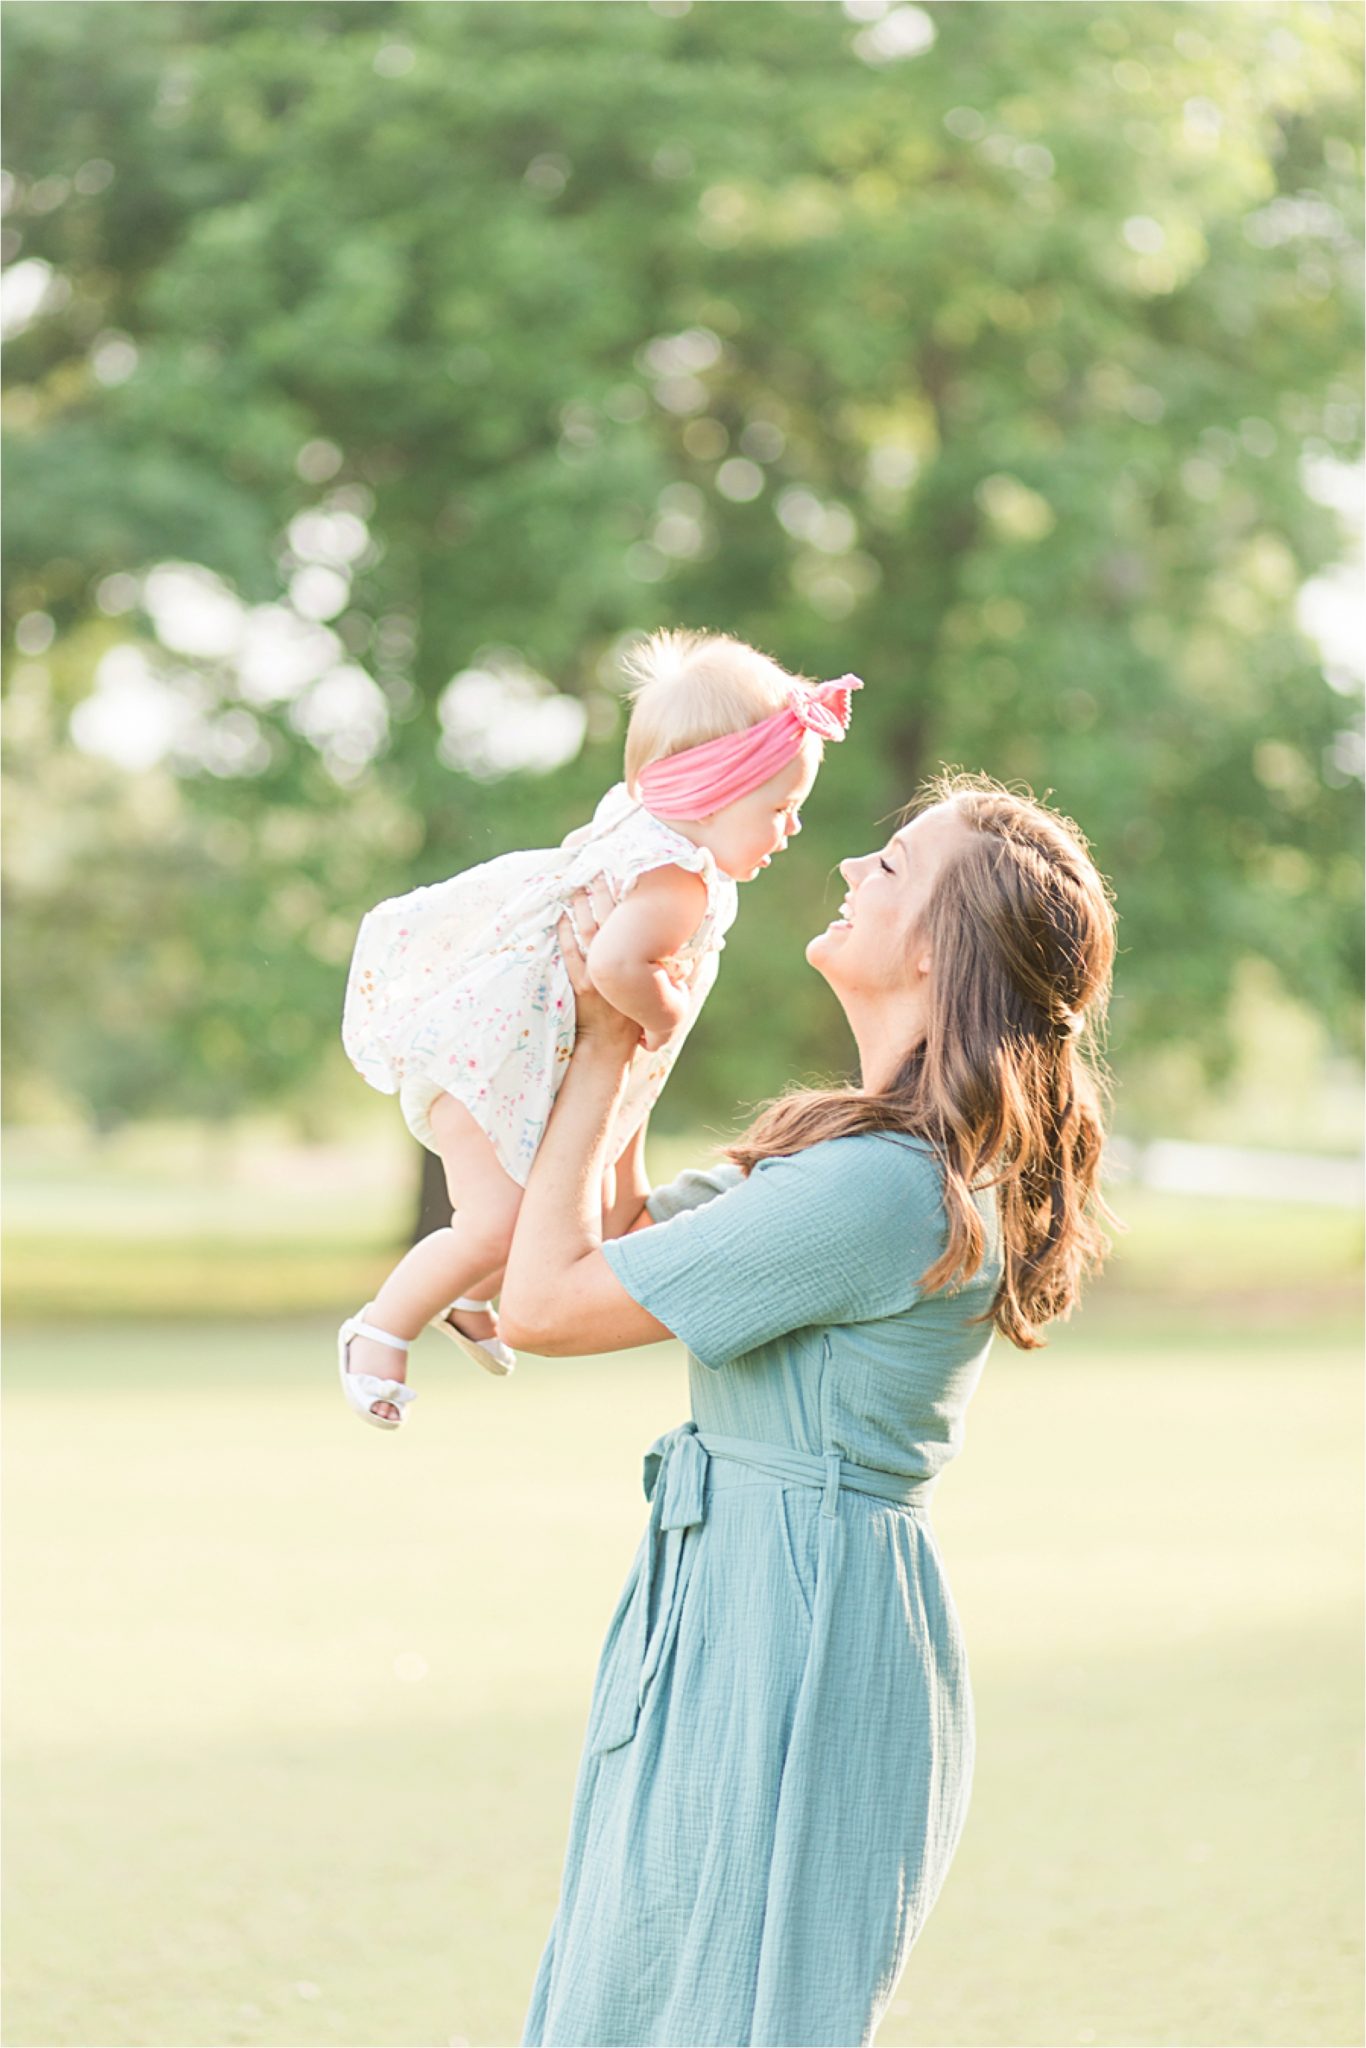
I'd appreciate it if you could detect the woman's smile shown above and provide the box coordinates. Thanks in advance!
[821,877,861,932]
[806,806,977,1050]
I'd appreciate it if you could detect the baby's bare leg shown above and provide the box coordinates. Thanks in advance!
[430,1148,622,1354]
[346,1096,522,1418]
[601,1119,652,1239]
[425,1097,526,1352]
[447,1258,507,1336]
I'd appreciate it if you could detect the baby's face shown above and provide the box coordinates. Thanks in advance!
[708,739,821,881]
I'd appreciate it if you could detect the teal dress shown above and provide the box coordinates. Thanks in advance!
[522,1133,1002,2048]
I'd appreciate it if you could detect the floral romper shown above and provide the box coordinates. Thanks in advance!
[341,782,739,1186]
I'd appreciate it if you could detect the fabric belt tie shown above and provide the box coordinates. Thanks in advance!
[588,1420,935,1756]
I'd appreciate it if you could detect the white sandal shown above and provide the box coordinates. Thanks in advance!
[337,1305,419,1429]
[430,1295,516,1377]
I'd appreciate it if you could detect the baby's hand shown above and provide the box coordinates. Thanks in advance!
[641,970,693,1052]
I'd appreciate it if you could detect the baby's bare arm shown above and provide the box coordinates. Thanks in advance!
[585,864,708,1045]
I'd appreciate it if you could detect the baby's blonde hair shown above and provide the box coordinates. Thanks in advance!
[622,629,812,795]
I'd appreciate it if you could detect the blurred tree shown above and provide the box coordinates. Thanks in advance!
[3,0,1362,1171]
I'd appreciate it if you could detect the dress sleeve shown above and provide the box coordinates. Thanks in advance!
[601,1134,948,1370]
[614,834,715,902]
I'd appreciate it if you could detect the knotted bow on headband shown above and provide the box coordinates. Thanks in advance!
[636,673,863,820]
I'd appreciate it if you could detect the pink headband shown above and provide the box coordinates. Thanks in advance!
[636,673,863,820]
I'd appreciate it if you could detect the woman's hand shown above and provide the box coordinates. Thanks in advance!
[558,878,645,1060]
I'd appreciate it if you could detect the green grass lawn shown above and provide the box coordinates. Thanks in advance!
[2,1127,1362,2045]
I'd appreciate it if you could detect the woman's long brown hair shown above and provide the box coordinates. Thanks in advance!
[722,771,1120,1349]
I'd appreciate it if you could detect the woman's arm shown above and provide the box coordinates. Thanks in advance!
[500,886,676,1355]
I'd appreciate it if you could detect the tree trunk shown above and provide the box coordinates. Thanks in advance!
[412,1141,450,1244]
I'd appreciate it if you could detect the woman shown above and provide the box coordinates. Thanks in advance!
[499,770,1117,2047]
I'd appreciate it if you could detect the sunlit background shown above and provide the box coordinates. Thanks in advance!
[2,3,1362,2045]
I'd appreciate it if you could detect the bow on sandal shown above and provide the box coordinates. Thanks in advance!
[430,1295,516,1377]
[337,1305,419,1429]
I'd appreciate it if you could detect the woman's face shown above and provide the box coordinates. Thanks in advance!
[806,800,972,1002]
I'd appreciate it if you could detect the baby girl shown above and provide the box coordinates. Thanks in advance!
[337,628,862,1426]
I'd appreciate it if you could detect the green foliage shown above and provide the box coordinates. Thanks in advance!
[3,0,1362,1129]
